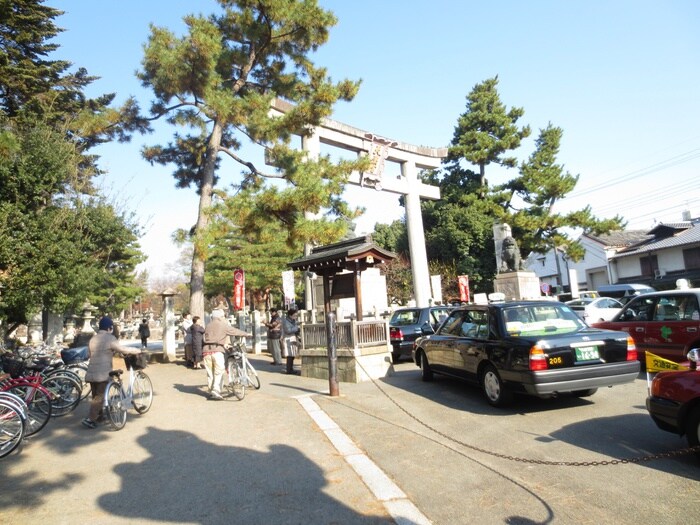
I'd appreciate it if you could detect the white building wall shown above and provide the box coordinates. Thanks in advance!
[614,257,641,279]
[525,236,609,291]
[657,250,685,274]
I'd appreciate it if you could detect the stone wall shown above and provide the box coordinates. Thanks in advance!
[300,345,393,383]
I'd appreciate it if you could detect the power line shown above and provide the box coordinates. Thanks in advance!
[592,178,699,216]
[568,147,700,198]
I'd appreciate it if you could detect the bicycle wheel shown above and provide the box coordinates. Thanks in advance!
[0,400,25,459]
[105,381,127,430]
[7,384,52,436]
[131,371,153,414]
[244,359,261,389]
[45,367,82,386]
[226,357,245,400]
[66,363,90,400]
[43,374,82,417]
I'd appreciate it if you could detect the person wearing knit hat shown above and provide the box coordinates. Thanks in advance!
[138,318,150,349]
[82,316,142,429]
[202,309,250,400]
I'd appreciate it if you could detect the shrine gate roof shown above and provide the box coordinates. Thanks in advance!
[288,236,397,274]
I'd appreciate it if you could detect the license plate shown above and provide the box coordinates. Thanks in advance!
[575,346,600,361]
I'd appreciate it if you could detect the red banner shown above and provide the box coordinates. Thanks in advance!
[233,269,245,310]
[458,275,470,303]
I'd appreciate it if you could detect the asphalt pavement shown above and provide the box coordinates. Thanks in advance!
[1,342,699,525]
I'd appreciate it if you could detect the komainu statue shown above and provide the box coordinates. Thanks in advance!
[500,236,525,272]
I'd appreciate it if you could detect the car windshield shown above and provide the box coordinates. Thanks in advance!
[503,304,585,336]
[390,309,420,326]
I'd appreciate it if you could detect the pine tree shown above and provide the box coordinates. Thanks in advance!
[138,0,366,318]
[446,76,530,189]
[502,124,624,261]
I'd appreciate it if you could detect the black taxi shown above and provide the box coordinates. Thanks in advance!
[412,301,640,407]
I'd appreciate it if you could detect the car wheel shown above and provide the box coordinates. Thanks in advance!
[571,388,598,397]
[480,364,512,407]
[391,351,401,364]
[419,350,433,382]
[686,407,700,453]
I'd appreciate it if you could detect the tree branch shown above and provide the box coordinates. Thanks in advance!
[218,145,282,178]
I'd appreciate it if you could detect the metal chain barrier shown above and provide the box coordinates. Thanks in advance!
[353,359,700,466]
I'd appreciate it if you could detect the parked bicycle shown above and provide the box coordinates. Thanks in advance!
[0,389,28,459]
[0,355,53,435]
[103,353,153,430]
[1,349,82,418]
[225,341,260,401]
[2,344,86,411]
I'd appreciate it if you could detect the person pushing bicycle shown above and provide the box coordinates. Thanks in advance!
[82,316,143,429]
[202,309,249,400]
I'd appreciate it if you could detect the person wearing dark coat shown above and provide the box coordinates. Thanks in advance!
[138,318,150,349]
[189,316,205,369]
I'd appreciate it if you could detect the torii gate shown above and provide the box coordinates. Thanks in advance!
[270,99,447,308]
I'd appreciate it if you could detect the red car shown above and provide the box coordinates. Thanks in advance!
[646,349,700,452]
[592,288,700,363]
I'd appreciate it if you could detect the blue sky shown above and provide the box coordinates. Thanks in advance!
[51,1,700,279]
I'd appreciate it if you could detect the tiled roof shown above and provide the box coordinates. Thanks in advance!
[586,230,652,248]
[613,222,700,258]
[289,235,397,269]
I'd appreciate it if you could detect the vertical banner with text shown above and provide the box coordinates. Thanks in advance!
[233,268,245,311]
[458,275,470,303]
[282,270,295,308]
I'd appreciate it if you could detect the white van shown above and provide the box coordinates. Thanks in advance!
[597,283,655,305]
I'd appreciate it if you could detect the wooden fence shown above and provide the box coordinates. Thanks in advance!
[300,319,389,350]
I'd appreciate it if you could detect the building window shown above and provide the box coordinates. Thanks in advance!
[640,255,658,277]
[683,247,700,269]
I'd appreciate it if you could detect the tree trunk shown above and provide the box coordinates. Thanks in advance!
[189,121,223,319]
[479,162,486,197]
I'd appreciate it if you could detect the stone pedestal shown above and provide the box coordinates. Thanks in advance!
[27,312,43,344]
[160,290,177,363]
[494,271,541,300]
[300,345,393,383]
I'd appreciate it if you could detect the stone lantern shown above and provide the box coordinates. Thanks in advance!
[74,301,98,346]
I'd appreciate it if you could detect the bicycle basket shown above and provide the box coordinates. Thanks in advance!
[124,353,148,370]
[1,354,26,379]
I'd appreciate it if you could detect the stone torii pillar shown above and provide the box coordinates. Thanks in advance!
[272,99,446,307]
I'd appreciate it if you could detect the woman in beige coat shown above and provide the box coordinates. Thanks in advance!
[82,316,142,429]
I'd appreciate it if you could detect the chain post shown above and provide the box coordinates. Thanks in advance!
[326,312,339,396]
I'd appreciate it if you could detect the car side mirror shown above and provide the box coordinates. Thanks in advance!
[688,348,699,370]
[421,322,435,335]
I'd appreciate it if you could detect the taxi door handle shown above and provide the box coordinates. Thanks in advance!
[635,327,644,332]
[687,327,697,333]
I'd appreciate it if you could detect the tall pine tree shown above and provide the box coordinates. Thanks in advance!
[501,124,624,262]
[138,0,367,318]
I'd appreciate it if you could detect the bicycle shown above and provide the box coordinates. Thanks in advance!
[0,355,53,435]
[103,353,153,430]
[3,345,85,412]
[15,351,83,417]
[0,389,28,459]
[225,341,260,401]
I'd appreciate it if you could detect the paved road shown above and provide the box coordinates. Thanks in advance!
[1,351,699,524]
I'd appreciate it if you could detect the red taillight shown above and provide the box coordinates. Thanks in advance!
[529,345,548,371]
[625,335,637,361]
[390,327,403,340]
[650,375,661,397]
